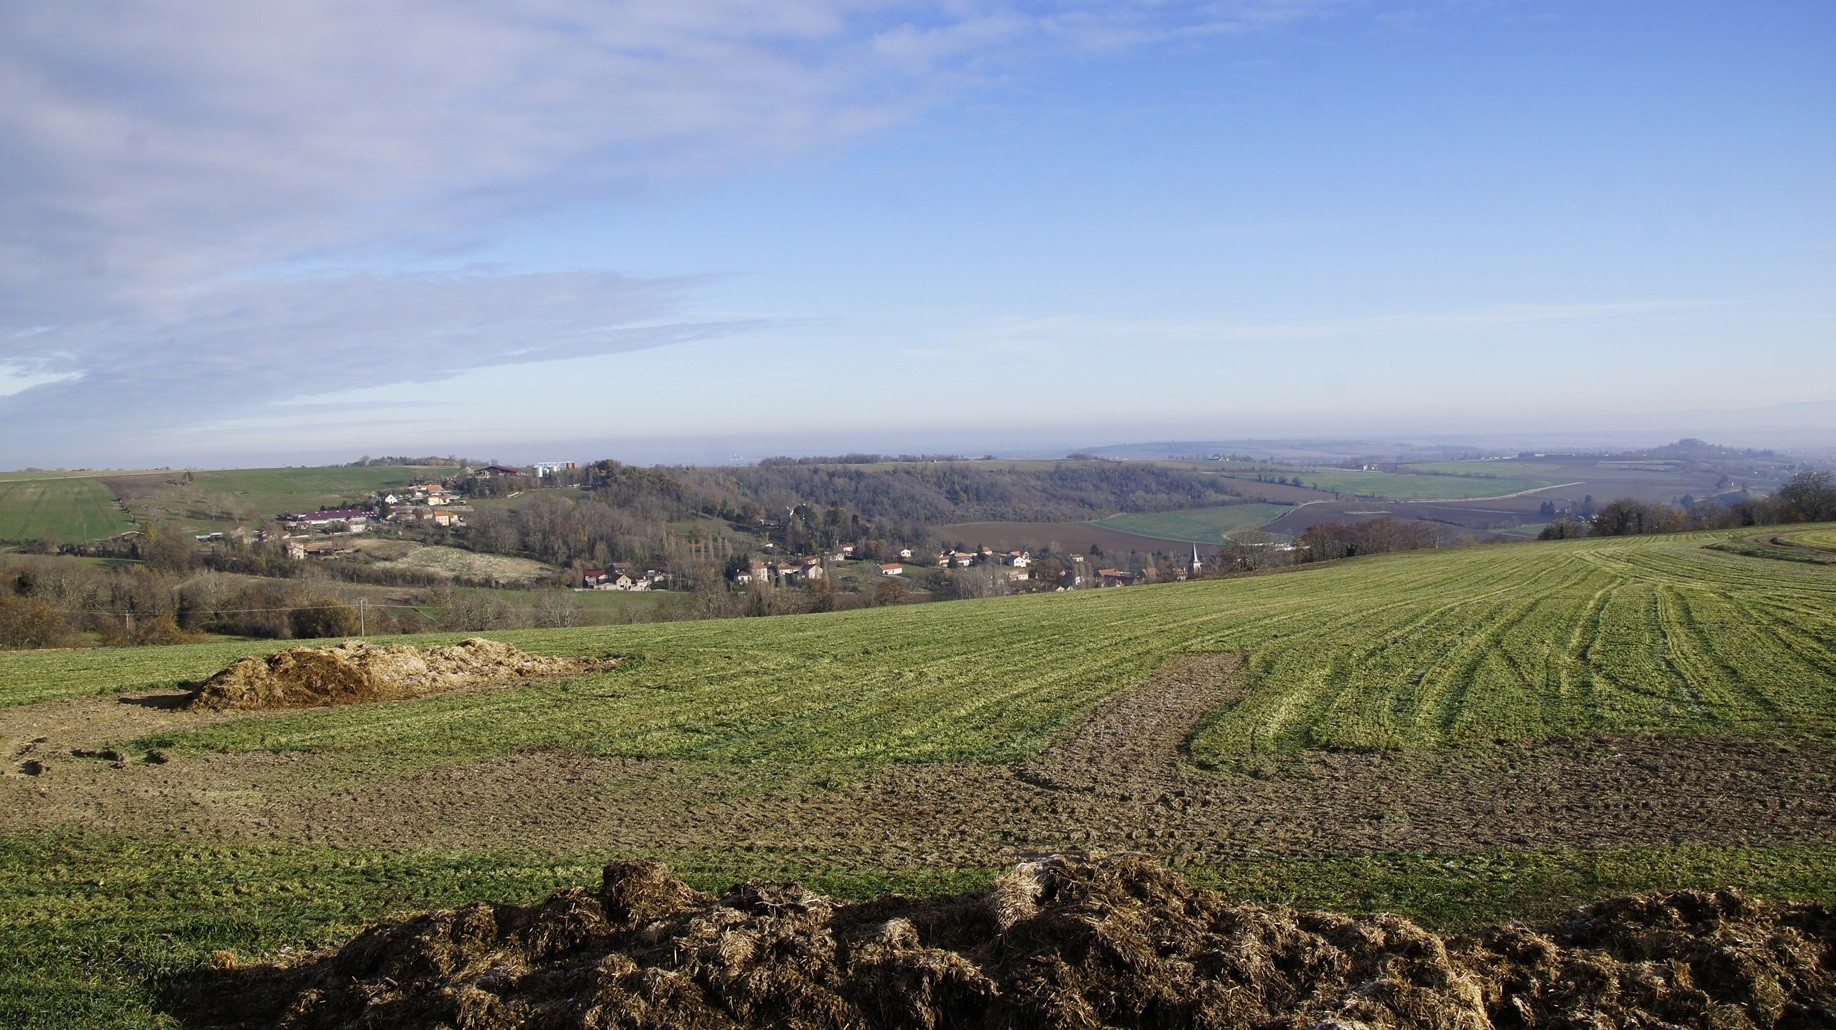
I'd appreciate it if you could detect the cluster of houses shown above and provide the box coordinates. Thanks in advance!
[581,565,671,591]
[720,543,1198,592]
[932,546,1032,570]
[381,483,467,528]
[279,481,475,540]
[731,558,829,588]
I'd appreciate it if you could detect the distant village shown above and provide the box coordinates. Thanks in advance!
[269,458,1208,594]
[271,462,565,557]
[719,545,1200,593]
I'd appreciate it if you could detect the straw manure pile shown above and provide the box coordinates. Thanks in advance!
[186,638,614,711]
[180,854,1836,1028]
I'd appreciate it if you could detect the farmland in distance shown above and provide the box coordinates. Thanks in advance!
[100,465,451,529]
[1198,459,1560,501]
[0,475,133,542]
[1094,503,1296,544]
[0,465,460,541]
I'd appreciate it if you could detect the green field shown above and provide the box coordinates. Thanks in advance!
[1784,529,1836,553]
[0,465,456,539]
[1206,460,1558,501]
[4,527,1835,1025]
[110,466,448,527]
[1,529,1825,766]
[0,477,133,542]
[1095,503,1296,543]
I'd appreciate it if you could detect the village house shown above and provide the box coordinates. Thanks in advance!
[898,548,913,560]
[879,562,903,576]
[471,463,525,479]
[1005,550,1031,567]
[282,508,373,531]
[387,505,463,527]
[391,482,452,505]
[774,559,825,585]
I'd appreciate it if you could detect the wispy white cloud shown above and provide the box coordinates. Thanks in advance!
[0,1,1351,460]
[0,362,83,397]
[0,269,765,453]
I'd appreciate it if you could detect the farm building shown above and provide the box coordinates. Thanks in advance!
[282,508,373,530]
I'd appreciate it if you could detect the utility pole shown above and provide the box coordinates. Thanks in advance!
[358,597,367,636]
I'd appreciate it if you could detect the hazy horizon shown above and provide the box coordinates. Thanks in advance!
[9,401,1833,474]
[4,2,1832,468]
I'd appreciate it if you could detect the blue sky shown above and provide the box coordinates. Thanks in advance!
[2,1,1832,466]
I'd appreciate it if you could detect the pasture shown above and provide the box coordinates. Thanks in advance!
[0,465,456,540]
[1095,502,1295,543]
[104,466,448,528]
[354,540,554,584]
[1202,460,1559,501]
[0,476,132,542]
[1398,457,1741,508]
[2,527,1834,1025]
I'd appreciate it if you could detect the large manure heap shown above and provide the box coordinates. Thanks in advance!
[187,638,615,711]
[181,854,1836,1029]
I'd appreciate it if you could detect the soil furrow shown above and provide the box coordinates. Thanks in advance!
[1015,652,1240,794]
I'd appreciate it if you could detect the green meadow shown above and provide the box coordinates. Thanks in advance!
[1095,502,1296,543]
[0,477,133,542]
[1205,460,1559,500]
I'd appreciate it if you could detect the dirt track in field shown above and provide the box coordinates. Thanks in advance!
[3,653,1834,865]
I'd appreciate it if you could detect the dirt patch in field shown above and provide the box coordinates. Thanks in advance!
[172,854,1836,1029]
[1017,652,1239,794]
[379,543,554,583]
[186,638,615,712]
[4,652,1836,863]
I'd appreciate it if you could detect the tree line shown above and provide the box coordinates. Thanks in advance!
[1542,471,1836,539]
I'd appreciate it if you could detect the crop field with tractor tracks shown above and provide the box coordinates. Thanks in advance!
[1,526,1834,1024]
